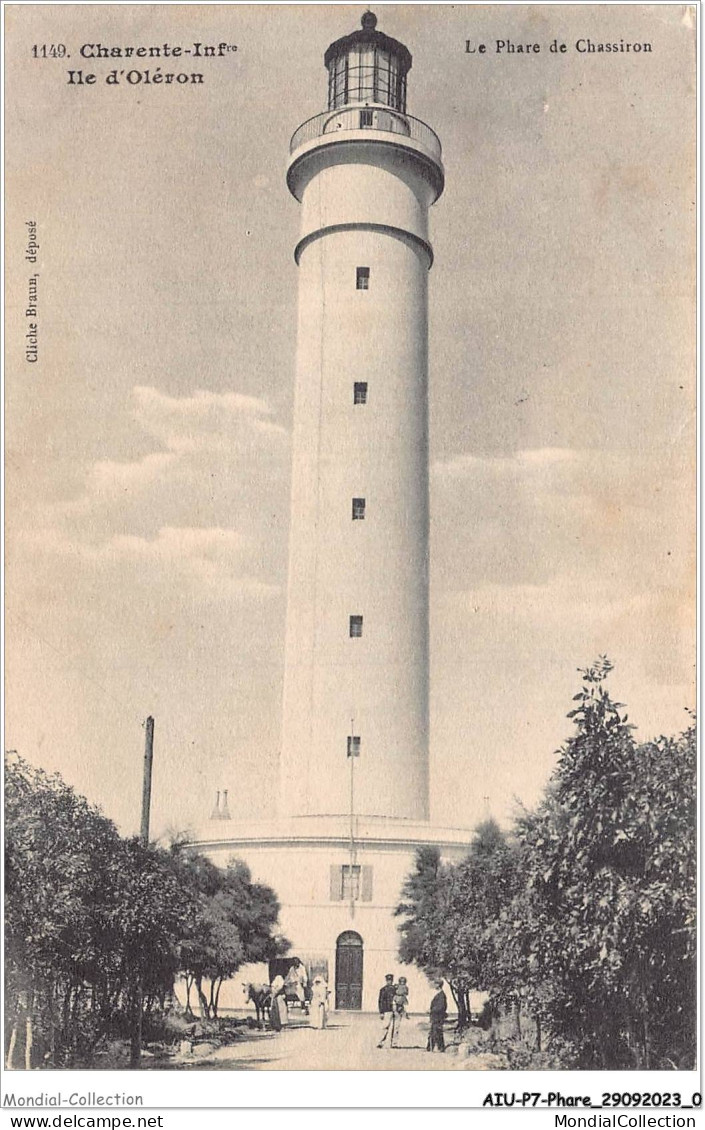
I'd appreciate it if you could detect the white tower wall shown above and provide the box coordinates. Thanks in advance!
[281,142,441,822]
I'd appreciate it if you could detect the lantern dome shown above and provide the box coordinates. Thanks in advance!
[324,11,412,112]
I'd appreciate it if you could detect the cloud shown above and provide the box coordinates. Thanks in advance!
[106,526,281,600]
[86,452,179,498]
[12,523,280,605]
[133,385,289,455]
[434,447,577,479]
[110,525,247,560]
[10,383,291,616]
[29,381,290,580]
[52,385,290,527]
[434,576,693,712]
[431,445,693,594]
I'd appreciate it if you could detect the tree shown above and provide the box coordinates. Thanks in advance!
[396,825,517,1027]
[178,900,243,1020]
[396,846,445,976]
[216,859,286,966]
[442,821,518,1025]
[493,660,696,1068]
[5,753,126,1065]
[395,660,696,1069]
[5,755,287,1063]
[170,849,287,1020]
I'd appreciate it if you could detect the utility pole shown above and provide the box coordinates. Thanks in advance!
[140,716,155,846]
[348,717,357,918]
[131,716,154,1070]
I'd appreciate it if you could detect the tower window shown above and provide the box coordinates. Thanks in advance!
[352,497,366,520]
[356,267,370,290]
[349,615,363,638]
[347,735,361,757]
[359,109,373,128]
[353,382,368,405]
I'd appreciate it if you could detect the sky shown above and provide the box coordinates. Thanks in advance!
[5,3,696,839]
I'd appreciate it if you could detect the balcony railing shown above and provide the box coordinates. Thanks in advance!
[289,106,442,164]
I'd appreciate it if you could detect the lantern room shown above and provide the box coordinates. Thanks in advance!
[324,11,412,113]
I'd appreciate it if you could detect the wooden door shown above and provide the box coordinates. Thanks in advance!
[335,931,363,1010]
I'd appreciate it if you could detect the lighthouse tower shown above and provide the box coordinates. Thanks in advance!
[197,13,471,1014]
[281,11,443,822]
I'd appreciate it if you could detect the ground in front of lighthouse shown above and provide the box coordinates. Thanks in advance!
[150,1012,474,1071]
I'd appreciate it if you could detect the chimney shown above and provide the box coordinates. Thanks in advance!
[220,789,232,820]
[210,790,221,819]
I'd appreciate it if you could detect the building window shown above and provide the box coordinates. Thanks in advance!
[353,382,368,405]
[349,615,363,638]
[330,864,373,902]
[359,109,373,128]
[347,735,361,757]
[356,267,370,290]
[352,497,366,520]
[341,865,361,900]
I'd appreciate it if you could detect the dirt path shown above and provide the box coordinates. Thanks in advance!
[161,1012,462,1072]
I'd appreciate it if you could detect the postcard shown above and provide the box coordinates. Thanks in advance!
[3,0,697,1111]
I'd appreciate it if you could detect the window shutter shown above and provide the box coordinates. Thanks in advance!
[361,865,373,902]
[330,864,343,901]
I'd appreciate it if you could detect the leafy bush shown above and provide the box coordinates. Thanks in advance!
[397,661,696,1070]
[4,754,285,1068]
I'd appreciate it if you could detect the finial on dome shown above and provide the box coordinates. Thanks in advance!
[361,10,377,30]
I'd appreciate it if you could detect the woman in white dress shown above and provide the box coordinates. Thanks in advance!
[270,975,288,1031]
[309,976,329,1029]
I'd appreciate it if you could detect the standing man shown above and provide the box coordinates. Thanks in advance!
[376,973,396,1049]
[428,979,448,1052]
[285,958,309,1014]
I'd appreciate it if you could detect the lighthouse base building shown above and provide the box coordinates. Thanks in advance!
[192,12,472,1016]
[194,815,472,1013]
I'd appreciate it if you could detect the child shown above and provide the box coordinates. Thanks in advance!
[393,976,409,1013]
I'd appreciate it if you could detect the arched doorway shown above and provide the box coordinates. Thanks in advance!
[335,931,363,1010]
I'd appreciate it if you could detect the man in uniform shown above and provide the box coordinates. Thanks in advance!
[376,973,397,1049]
